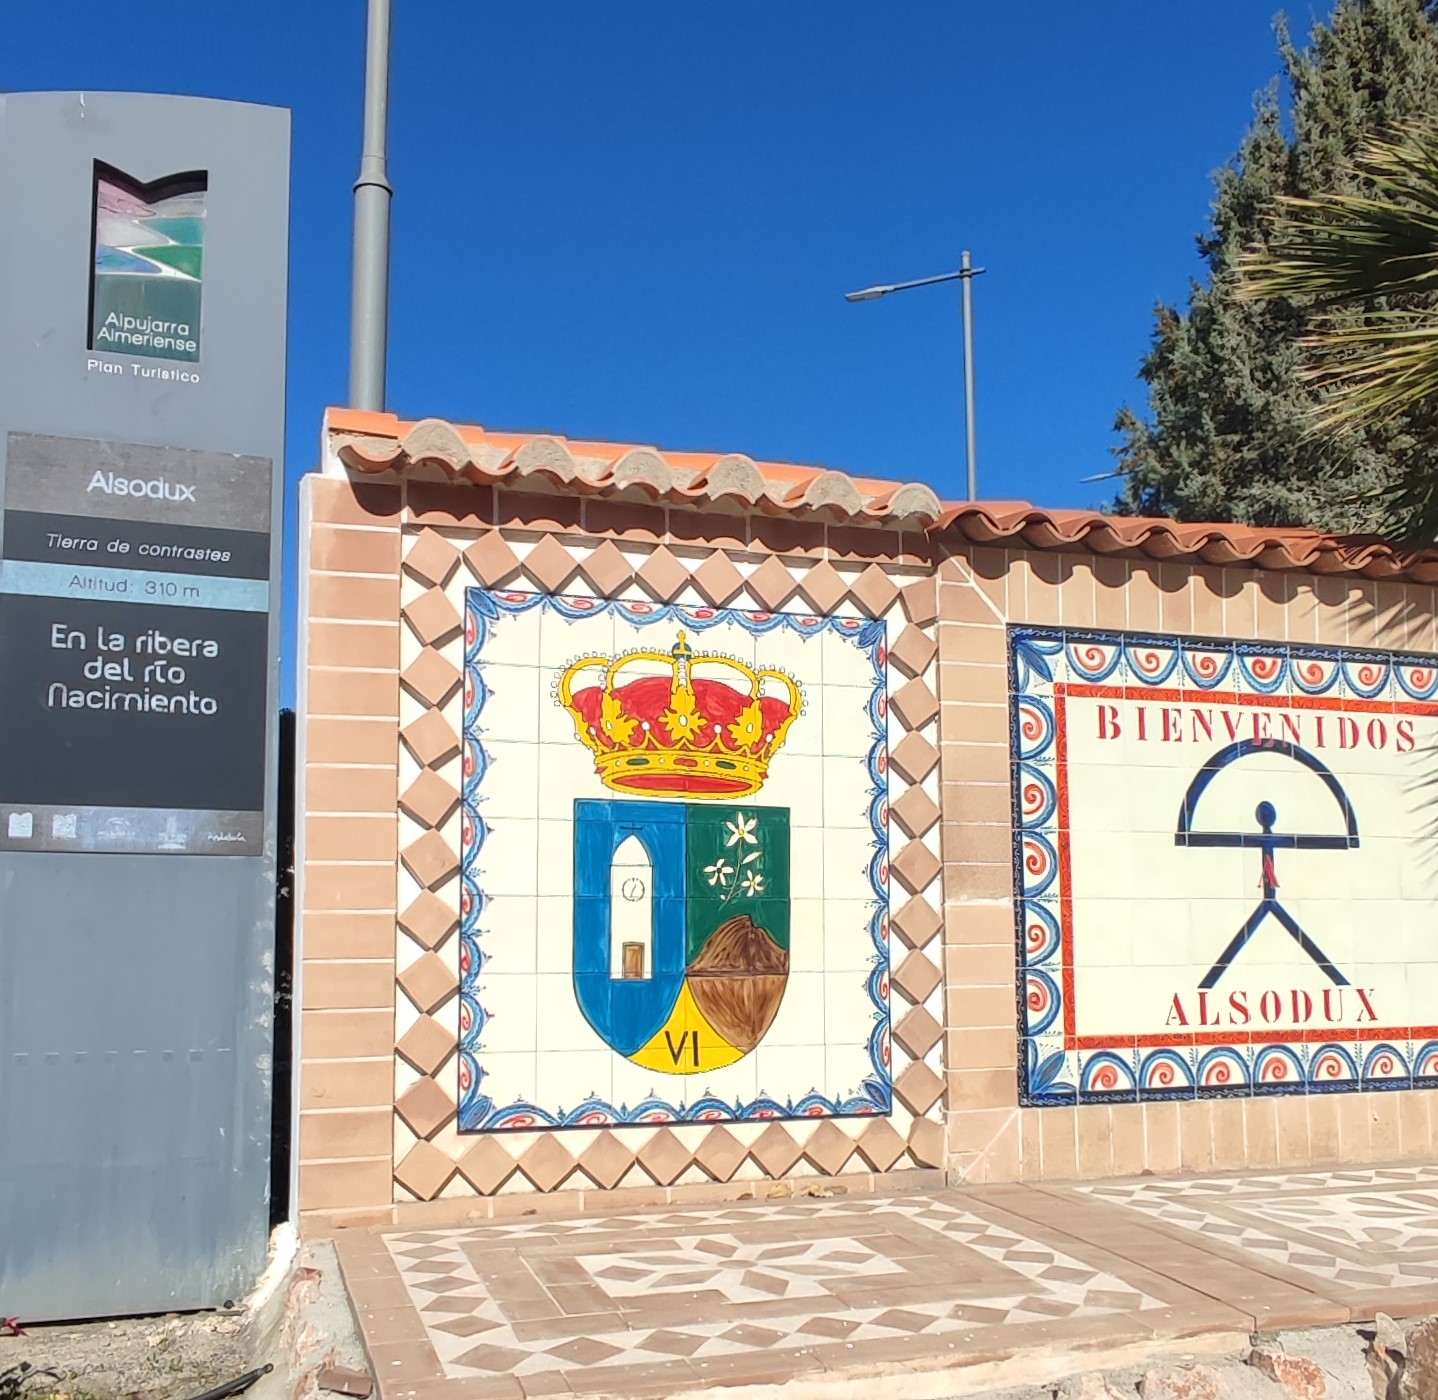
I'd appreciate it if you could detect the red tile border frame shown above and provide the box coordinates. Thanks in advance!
[1058,676,1438,1054]
[1013,627,1438,1114]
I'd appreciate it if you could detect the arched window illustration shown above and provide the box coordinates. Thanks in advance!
[609,833,653,980]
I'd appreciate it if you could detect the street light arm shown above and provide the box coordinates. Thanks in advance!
[843,266,986,302]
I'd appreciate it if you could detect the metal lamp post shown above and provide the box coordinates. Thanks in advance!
[350,0,393,411]
[846,250,985,501]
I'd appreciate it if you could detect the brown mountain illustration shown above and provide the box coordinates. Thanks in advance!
[689,914,788,975]
[687,915,789,1051]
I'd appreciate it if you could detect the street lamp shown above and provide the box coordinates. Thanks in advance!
[845,250,985,502]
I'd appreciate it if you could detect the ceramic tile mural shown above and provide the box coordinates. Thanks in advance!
[1011,627,1438,1105]
[458,589,891,1130]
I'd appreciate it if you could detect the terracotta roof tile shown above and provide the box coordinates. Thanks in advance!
[934,501,1438,583]
[325,409,1438,584]
[326,409,944,526]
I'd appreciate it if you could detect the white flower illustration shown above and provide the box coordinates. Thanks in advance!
[741,871,766,896]
[704,859,735,887]
[724,814,759,847]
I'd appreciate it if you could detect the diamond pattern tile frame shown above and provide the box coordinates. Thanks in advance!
[390,505,946,1208]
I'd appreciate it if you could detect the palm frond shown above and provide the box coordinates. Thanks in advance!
[1297,311,1438,428]
[1233,119,1438,539]
[1237,121,1438,306]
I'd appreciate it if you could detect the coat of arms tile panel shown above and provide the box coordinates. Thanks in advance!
[459,589,891,1130]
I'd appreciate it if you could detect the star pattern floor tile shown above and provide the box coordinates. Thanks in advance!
[339,1169,1438,1400]
[346,1194,1206,1393]
[1079,1165,1438,1290]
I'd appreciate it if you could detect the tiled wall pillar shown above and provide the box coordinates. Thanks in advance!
[295,477,404,1229]
[933,551,1023,1181]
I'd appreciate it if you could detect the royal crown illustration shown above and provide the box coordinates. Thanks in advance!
[558,630,803,798]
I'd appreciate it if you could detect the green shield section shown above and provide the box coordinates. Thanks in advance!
[684,804,790,965]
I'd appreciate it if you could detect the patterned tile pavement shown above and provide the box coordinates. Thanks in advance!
[336,1167,1438,1400]
[1077,1166,1438,1308]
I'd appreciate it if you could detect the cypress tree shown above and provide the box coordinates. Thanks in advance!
[1114,0,1438,532]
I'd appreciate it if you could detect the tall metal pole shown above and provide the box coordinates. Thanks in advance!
[960,249,978,501]
[845,253,984,499]
[349,0,393,411]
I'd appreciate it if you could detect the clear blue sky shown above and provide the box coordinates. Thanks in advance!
[9,1,1310,694]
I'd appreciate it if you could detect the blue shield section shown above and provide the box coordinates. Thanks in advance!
[573,799,687,1055]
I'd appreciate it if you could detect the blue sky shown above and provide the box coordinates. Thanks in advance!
[10,1,1306,692]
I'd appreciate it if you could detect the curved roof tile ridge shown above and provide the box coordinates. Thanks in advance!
[681,454,767,505]
[324,409,1438,583]
[505,437,582,485]
[326,408,943,526]
[399,417,471,473]
[936,500,1438,583]
[609,447,676,496]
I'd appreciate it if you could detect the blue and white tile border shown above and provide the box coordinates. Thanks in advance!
[1011,625,1438,1108]
[457,587,892,1131]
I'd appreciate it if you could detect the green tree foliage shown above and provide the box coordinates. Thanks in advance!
[1114,0,1438,533]
[1237,122,1438,537]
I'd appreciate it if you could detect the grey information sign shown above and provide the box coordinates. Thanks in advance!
[0,93,288,1320]
[0,433,273,853]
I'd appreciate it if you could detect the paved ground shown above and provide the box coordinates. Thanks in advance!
[336,1164,1438,1399]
